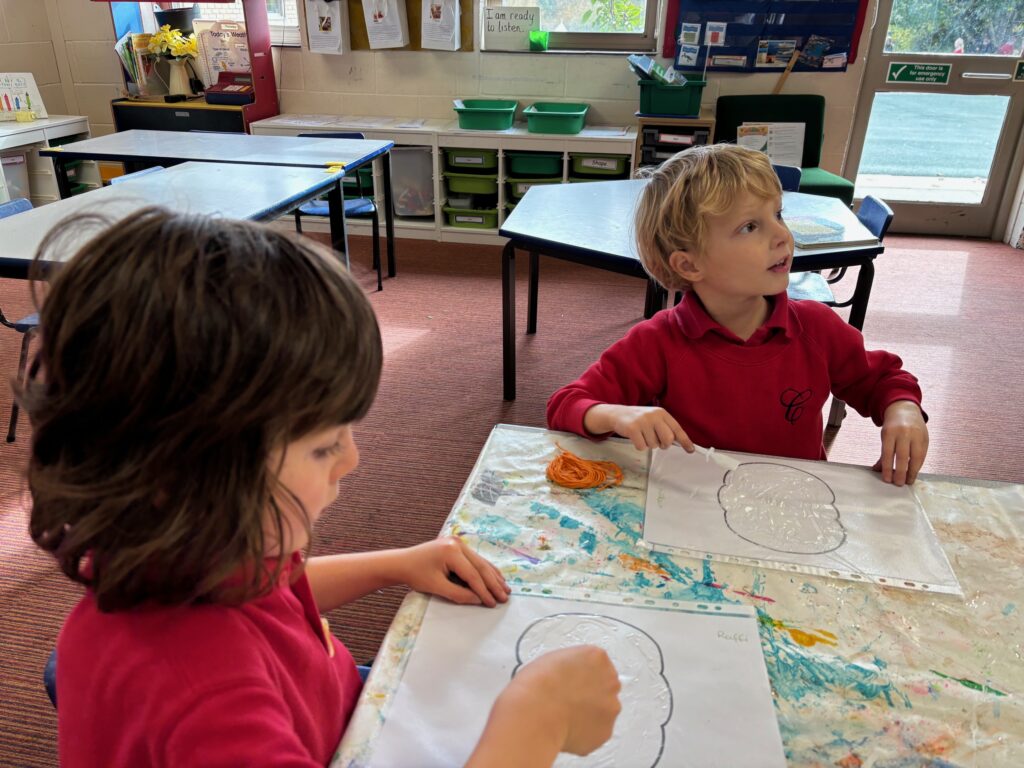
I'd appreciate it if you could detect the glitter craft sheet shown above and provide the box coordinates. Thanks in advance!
[644,447,961,594]
[369,588,785,768]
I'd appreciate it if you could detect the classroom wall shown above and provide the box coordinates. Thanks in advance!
[274,0,877,175]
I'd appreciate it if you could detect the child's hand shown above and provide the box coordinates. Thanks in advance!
[584,404,694,452]
[873,400,929,486]
[399,536,511,607]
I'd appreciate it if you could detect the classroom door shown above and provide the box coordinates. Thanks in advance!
[844,0,1024,236]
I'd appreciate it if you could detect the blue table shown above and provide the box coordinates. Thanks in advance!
[0,162,350,279]
[499,180,883,400]
[39,130,396,275]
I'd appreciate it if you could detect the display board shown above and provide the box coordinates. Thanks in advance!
[665,0,870,74]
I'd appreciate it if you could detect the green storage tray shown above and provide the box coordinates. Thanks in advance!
[342,166,373,190]
[506,176,562,200]
[638,78,705,117]
[568,176,604,183]
[505,151,562,177]
[569,154,629,176]
[523,102,590,134]
[445,171,498,194]
[69,182,91,196]
[452,99,518,130]
[444,148,498,170]
[443,206,499,228]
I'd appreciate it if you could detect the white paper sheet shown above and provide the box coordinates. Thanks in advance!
[305,0,348,54]
[644,447,961,594]
[362,0,410,49]
[740,122,805,168]
[370,588,785,768]
[420,0,460,51]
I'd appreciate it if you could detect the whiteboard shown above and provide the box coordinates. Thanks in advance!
[370,588,785,767]
[643,447,961,595]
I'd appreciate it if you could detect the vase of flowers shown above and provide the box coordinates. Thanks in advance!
[147,25,199,96]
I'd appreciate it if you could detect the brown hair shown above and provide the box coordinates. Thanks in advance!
[21,208,382,611]
[634,144,782,291]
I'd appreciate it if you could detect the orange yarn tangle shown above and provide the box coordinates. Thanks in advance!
[546,445,624,491]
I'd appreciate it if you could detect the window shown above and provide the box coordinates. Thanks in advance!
[166,2,302,45]
[482,0,658,52]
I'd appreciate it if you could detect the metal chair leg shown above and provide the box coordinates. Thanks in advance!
[7,328,33,443]
[372,211,382,292]
[294,211,303,234]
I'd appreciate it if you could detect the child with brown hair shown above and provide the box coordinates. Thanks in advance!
[548,144,928,485]
[23,209,620,767]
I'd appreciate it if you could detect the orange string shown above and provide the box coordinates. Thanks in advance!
[546,444,623,491]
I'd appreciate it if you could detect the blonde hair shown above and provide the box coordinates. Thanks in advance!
[634,144,782,291]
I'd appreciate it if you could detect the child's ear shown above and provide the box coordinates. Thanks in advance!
[669,249,703,284]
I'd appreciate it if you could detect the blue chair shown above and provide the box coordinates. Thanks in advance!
[109,165,164,185]
[773,164,801,192]
[0,198,39,442]
[787,195,894,427]
[293,133,382,292]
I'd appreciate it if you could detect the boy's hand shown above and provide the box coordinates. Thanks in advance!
[584,404,694,452]
[506,646,622,755]
[874,400,928,486]
[399,536,511,607]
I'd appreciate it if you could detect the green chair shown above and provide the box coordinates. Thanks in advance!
[715,95,855,206]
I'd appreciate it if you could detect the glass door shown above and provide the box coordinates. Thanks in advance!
[845,0,1024,236]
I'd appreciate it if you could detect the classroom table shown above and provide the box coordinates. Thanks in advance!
[333,424,1023,768]
[0,162,352,279]
[499,180,883,400]
[38,130,396,275]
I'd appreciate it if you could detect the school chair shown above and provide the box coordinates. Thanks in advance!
[715,95,856,206]
[787,195,895,426]
[293,132,382,292]
[0,198,38,443]
[772,164,801,192]
[108,165,165,184]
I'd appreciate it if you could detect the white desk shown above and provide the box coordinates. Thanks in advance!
[0,162,348,279]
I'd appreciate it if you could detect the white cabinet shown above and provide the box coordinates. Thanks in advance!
[0,116,101,206]
[250,115,638,245]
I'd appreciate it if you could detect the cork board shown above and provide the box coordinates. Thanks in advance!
[348,0,474,51]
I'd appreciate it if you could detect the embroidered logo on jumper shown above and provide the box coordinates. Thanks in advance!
[780,388,812,424]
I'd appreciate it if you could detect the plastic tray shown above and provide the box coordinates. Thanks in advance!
[637,78,705,118]
[452,99,518,130]
[445,171,498,195]
[443,205,499,228]
[506,176,562,200]
[569,153,629,176]
[444,148,498,170]
[523,102,590,134]
[505,151,562,177]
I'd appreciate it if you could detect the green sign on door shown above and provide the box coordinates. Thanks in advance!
[886,62,951,85]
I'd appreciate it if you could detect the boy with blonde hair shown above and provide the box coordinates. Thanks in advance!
[548,144,928,485]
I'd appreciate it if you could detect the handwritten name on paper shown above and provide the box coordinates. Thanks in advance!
[717,630,750,644]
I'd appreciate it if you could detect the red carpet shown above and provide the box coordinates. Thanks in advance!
[0,232,1021,765]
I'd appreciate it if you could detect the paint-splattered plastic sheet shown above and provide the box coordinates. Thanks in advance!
[334,425,1024,768]
[643,447,962,594]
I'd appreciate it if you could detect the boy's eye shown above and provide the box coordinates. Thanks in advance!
[739,221,757,234]
[314,442,342,459]
[776,209,785,221]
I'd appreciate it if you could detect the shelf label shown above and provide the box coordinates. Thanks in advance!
[454,155,484,164]
[886,62,951,85]
[581,157,618,170]
[456,215,484,223]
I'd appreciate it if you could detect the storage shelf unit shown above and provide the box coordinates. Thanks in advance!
[94,0,279,133]
[251,115,637,245]
[0,116,101,207]
[634,114,716,171]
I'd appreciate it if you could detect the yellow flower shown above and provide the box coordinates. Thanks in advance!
[147,26,195,60]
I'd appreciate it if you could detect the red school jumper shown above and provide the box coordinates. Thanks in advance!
[548,292,923,460]
[57,554,362,767]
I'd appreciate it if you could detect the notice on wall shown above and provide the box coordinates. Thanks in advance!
[194,20,250,87]
[0,72,47,120]
[421,0,460,50]
[304,0,349,54]
[362,0,410,48]
[483,6,539,51]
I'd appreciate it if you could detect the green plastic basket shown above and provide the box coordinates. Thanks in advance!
[342,166,374,191]
[505,151,562,177]
[523,102,589,134]
[637,78,705,117]
[443,206,499,228]
[569,153,629,176]
[444,148,498,170]
[445,171,498,194]
[452,99,518,130]
[506,176,562,200]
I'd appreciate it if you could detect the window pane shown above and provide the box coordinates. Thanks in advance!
[886,0,1024,56]
[495,0,645,34]
[855,92,1009,204]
